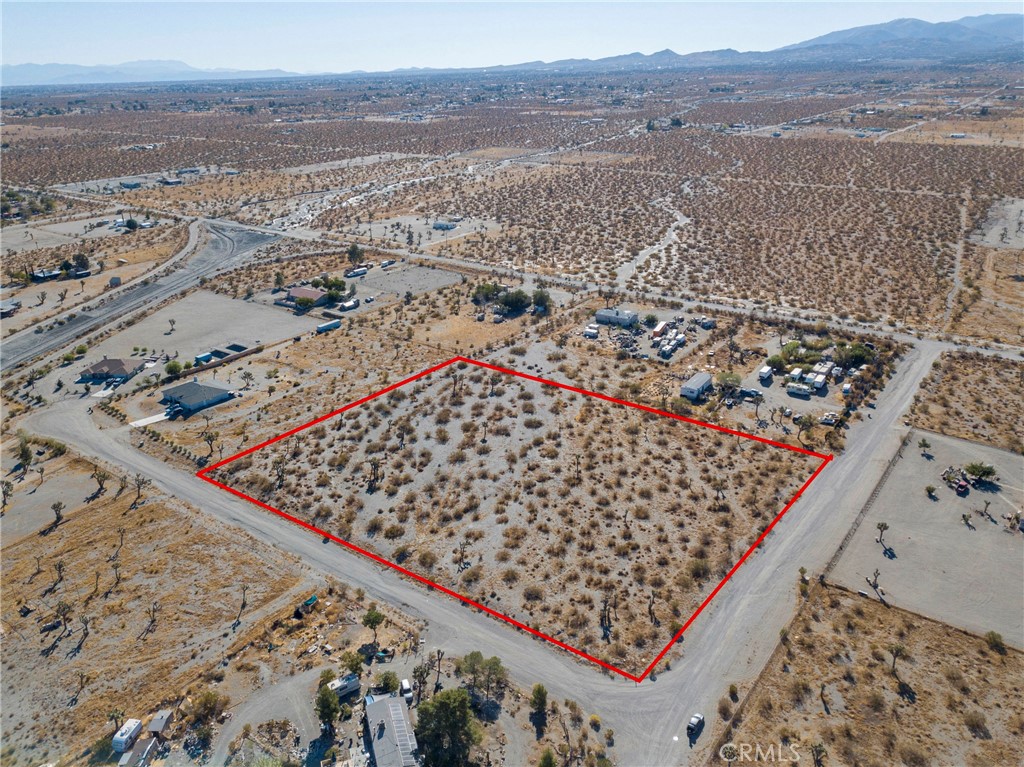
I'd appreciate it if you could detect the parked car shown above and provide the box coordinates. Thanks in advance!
[687,713,704,738]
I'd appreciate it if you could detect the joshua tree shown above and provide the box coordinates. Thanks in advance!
[413,662,431,704]
[57,288,68,303]
[90,467,110,494]
[203,431,219,458]
[168,318,176,334]
[235,583,249,623]
[273,457,287,488]
[917,438,931,455]
[132,473,152,505]
[108,708,125,730]
[876,521,889,544]
[366,457,384,493]
[51,501,66,527]
[1,479,13,508]
[434,648,445,691]
[889,644,906,676]
[811,742,828,767]
[53,559,66,585]
[111,561,122,588]
[240,371,255,389]
[116,474,129,497]
[36,466,45,487]
[55,599,73,633]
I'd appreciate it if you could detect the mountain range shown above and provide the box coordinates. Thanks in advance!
[2,13,1021,87]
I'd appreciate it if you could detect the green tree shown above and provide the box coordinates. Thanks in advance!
[374,670,400,693]
[715,371,741,388]
[643,314,658,327]
[964,462,996,480]
[165,360,182,376]
[124,218,139,231]
[347,243,364,264]
[319,669,337,689]
[539,749,557,767]
[274,271,285,289]
[532,289,552,311]
[362,604,385,644]
[530,684,548,717]
[294,296,316,312]
[315,683,341,731]
[497,289,531,314]
[415,688,481,767]
[339,650,363,675]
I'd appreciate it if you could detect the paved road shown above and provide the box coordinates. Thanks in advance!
[23,336,942,765]
[0,221,276,372]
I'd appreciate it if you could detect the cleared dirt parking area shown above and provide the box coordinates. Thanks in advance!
[831,430,1024,648]
[81,289,318,362]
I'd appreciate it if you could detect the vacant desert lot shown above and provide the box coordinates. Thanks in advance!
[910,352,1024,454]
[211,357,824,676]
[713,585,1023,767]
[831,430,1023,648]
[0,480,310,765]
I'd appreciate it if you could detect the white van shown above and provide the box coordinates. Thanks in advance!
[400,678,414,704]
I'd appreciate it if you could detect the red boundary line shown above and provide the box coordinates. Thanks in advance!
[198,356,832,682]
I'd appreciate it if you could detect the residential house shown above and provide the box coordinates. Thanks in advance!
[79,358,145,382]
[594,307,639,328]
[364,694,418,767]
[161,380,234,413]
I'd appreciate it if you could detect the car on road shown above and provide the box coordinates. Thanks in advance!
[686,713,704,738]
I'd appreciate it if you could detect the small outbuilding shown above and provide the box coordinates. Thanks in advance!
[147,709,174,739]
[680,372,714,401]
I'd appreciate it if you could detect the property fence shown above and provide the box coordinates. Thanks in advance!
[823,431,912,578]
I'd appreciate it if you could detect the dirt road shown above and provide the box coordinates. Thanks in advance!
[1,221,275,372]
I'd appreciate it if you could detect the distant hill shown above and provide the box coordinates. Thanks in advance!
[2,13,1021,87]
[1,59,300,87]
[780,14,1022,50]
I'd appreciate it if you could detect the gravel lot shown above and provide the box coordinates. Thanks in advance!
[831,429,1024,647]
[80,289,318,363]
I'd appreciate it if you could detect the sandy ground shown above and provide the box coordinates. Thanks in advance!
[831,430,1024,648]
[970,196,1024,250]
[0,483,312,764]
[716,583,1024,767]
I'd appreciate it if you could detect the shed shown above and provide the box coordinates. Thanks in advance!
[680,372,713,401]
[148,709,174,737]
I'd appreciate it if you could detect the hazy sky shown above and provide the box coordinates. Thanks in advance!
[2,2,1018,71]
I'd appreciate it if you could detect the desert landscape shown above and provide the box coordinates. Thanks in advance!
[2,8,1022,766]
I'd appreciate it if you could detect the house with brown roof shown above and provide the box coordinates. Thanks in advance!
[286,286,328,307]
[79,358,145,382]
